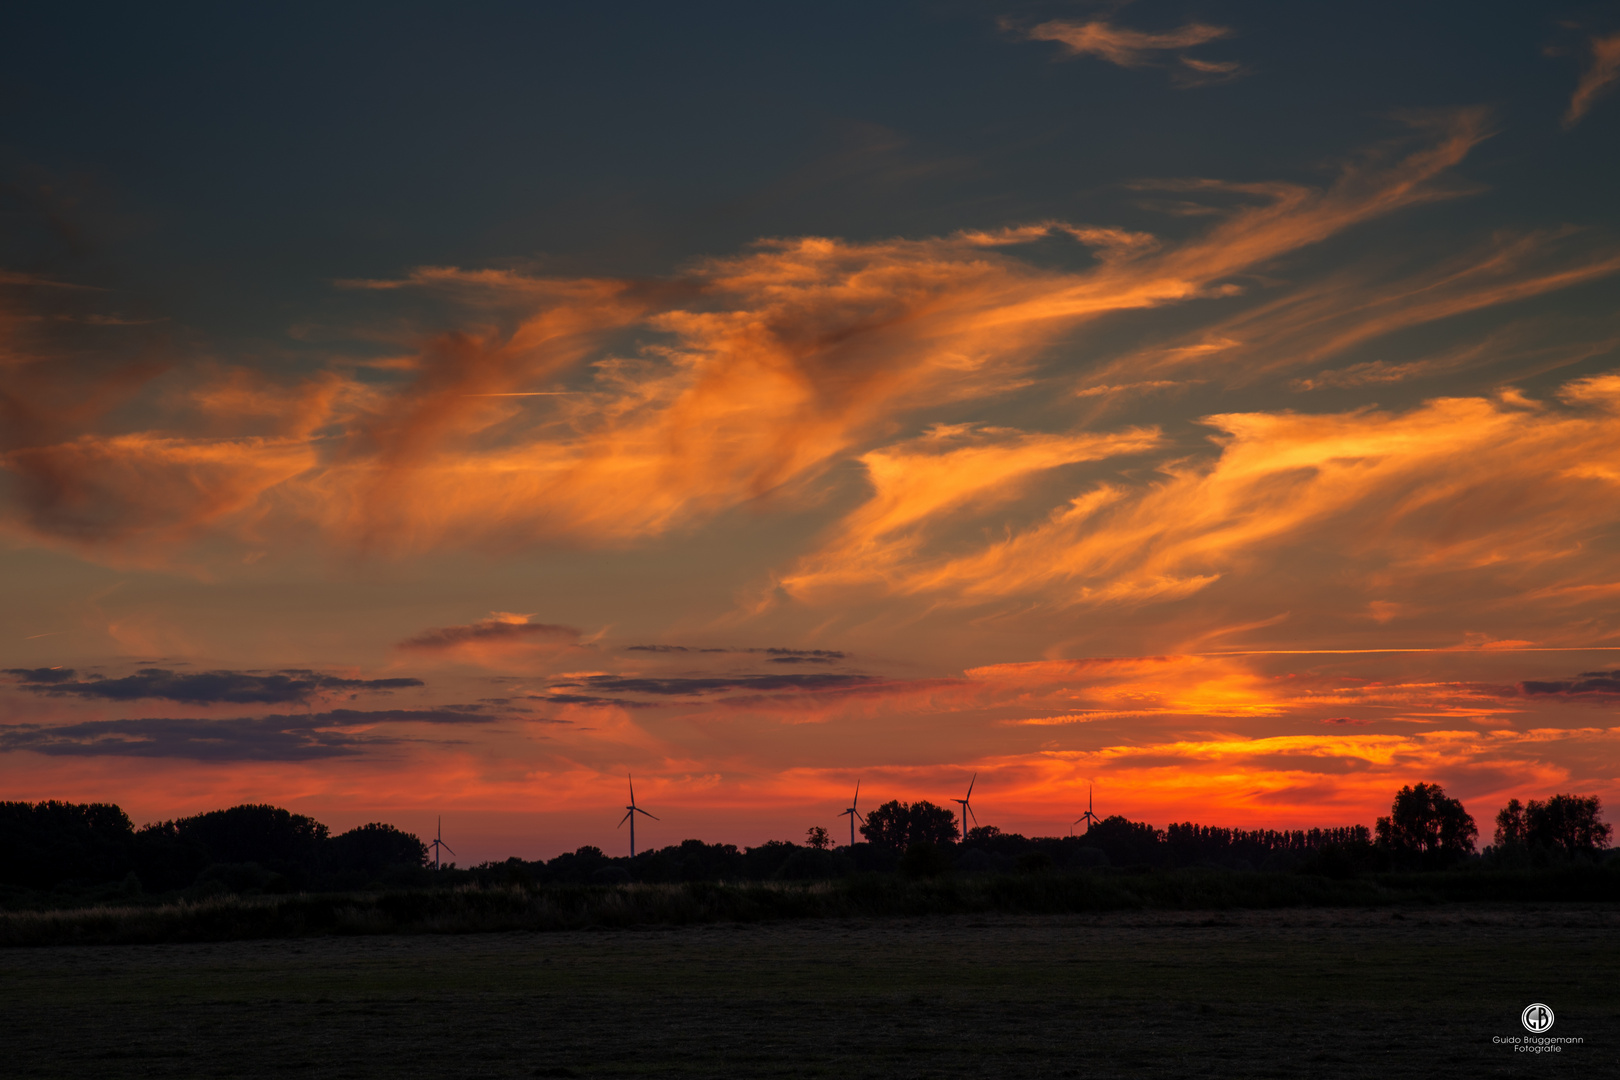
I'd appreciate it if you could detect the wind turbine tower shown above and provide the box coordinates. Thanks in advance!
[1072,784,1100,837]
[428,817,455,870]
[838,780,864,847]
[618,774,658,857]
[952,773,977,843]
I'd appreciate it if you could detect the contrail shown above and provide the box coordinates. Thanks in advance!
[1198,646,1620,656]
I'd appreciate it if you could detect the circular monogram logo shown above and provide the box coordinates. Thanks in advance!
[1521,1003,1555,1033]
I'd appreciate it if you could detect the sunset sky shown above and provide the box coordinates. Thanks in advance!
[4,3,1620,861]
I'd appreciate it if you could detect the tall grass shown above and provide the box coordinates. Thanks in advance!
[3,866,1616,947]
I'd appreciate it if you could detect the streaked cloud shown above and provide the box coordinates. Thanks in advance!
[1564,32,1620,128]
[396,614,583,667]
[4,666,423,704]
[1016,17,1245,86]
[0,707,493,762]
[1022,18,1231,64]
[0,113,1509,564]
[781,375,1620,618]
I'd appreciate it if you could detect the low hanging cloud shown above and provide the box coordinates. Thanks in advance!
[544,672,880,699]
[1563,32,1620,128]
[0,707,491,762]
[396,614,582,660]
[3,667,424,705]
[624,645,848,664]
[1521,670,1620,697]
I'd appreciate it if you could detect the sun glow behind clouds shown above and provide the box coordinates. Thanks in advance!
[3,22,1620,860]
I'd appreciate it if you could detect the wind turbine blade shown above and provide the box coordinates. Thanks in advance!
[853,779,859,804]
[637,809,660,820]
[966,773,976,799]
[967,804,978,826]
[855,811,865,824]
[442,843,456,856]
[628,773,636,803]
[619,810,633,827]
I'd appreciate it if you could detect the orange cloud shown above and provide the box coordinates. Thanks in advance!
[780,375,1620,628]
[0,113,1505,564]
[3,648,1614,849]
[1564,32,1620,128]
[1020,19,1238,79]
[1104,229,1620,387]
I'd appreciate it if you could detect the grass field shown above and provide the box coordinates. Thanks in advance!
[3,905,1614,1078]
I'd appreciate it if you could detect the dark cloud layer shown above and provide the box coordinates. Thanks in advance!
[1521,670,1620,697]
[553,673,875,697]
[529,693,660,709]
[397,619,579,651]
[0,707,491,762]
[3,667,423,705]
[624,646,848,664]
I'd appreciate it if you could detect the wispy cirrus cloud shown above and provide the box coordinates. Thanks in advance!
[780,374,1620,618]
[1563,31,1620,128]
[0,112,1505,565]
[1017,17,1244,86]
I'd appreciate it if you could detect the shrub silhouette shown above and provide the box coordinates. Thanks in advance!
[1017,851,1053,874]
[900,841,951,878]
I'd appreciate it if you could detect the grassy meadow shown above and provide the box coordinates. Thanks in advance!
[3,906,1614,1078]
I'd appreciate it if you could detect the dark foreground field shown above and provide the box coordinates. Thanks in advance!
[2,907,1613,1079]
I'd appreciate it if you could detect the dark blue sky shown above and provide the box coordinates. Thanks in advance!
[3,2,1613,346]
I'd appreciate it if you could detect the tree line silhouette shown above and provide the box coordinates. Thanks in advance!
[1,782,1610,900]
[0,801,424,895]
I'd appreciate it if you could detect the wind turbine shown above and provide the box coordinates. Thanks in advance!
[952,773,977,843]
[1071,783,1099,837]
[838,780,865,847]
[618,774,658,857]
[427,816,455,870]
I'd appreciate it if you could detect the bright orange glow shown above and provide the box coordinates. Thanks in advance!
[4,104,1619,858]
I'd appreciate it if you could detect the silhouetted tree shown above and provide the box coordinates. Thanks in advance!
[0,801,136,889]
[1526,794,1611,857]
[908,801,958,846]
[806,826,831,850]
[1494,799,1527,847]
[1082,815,1164,866]
[1375,783,1476,865]
[741,839,797,879]
[329,822,427,873]
[860,800,911,851]
[860,799,959,850]
[162,804,331,881]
